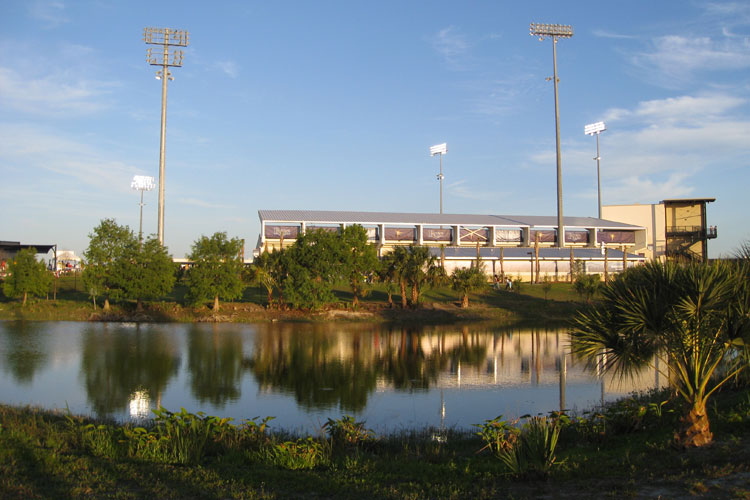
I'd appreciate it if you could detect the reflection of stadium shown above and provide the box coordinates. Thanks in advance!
[251,325,664,412]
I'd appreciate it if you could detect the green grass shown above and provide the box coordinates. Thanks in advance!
[1,273,587,324]
[1,386,749,499]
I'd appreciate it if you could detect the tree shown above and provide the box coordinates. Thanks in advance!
[340,225,379,307]
[377,252,399,308]
[2,248,52,306]
[83,219,136,310]
[573,273,600,303]
[570,260,750,448]
[185,232,246,311]
[404,245,438,306]
[280,229,343,310]
[387,246,411,309]
[451,266,487,308]
[111,236,176,311]
[250,251,278,308]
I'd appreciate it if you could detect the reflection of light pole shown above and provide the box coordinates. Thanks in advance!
[585,121,607,219]
[131,175,156,248]
[144,27,189,245]
[430,143,447,214]
[530,23,573,248]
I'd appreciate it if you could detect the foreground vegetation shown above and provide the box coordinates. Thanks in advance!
[2,385,750,499]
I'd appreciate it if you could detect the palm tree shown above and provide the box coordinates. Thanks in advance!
[570,260,750,447]
[451,266,486,308]
[405,245,438,306]
[250,252,276,308]
[387,246,410,309]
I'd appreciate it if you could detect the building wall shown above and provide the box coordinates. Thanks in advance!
[664,201,706,260]
[602,203,666,261]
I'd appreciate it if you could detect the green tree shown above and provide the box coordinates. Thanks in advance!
[83,219,136,310]
[185,232,246,311]
[2,248,52,306]
[385,246,411,309]
[112,236,176,311]
[377,251,399,308]
[281,229,343,310]
[573,273,600,303]
[250,251,278,308]
[570,260,750,447]
[340,225,379,307]
[451,266,487,308]
[405,245,438,306]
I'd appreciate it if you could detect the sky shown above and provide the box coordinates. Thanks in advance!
[1,1,748,259]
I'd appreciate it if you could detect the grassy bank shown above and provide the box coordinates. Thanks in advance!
[2,386,749,499]
[0,275,585,324]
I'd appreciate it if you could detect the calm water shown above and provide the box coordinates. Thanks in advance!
[0,320,660,433]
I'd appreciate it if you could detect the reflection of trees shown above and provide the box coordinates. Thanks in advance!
[248,324,492,410]
[0,321,48,384]
[187,324,246,406]
[376,328,448,391]
[250,326,377,412]
[80,324,180,416]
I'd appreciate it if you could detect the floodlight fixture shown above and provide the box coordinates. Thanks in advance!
[143,27,189,245]
[430,143,448,214]
[530,21,573,248]
[585,121,607,218]
[584,121,606,136]
[131,175,156,248]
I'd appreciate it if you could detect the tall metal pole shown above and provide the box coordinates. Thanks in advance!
[144,27,189,245]
[552,38,564,248]
[596,133,602,219]
[439,153,443,214]
[530,23,573,249]
[139,189,145,248]
[158,43,169,244]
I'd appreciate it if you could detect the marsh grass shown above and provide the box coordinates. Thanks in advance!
[2,386,749,499]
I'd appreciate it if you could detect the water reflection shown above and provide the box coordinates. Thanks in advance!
[187,324,248,406]
[0,321,48,384]
[250,324,379,411]
[80,323,180,416]
[0,321,664,431]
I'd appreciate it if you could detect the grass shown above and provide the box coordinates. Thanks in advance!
[1,386,749,499]
[1,273,588,324]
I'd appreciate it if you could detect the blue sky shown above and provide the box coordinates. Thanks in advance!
[1,1,748,259]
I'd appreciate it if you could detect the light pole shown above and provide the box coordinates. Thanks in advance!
[584,121,607,219]
[131,175,156,248]
[144,27,189,245]
[430,143,447,214]
[530,23,573,248]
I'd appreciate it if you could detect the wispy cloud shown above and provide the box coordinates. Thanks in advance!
[592,29,636,40]
[430,26,471,69]
[28,0,68,28]
[215,60,239,78]
[447,179,498,202]
[631,35,750,85]
[551,92,750,204]
[0,67,115,114]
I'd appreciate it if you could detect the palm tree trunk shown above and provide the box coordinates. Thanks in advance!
[400,279,407,309]
[23,291,27,306]
[675,400,713,447]
[461,293,469,308]
[411,283,418,306]
[213,295,220,312]
[136,298,143,312]
[104,298,110,311]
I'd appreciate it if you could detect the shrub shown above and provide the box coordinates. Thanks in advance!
[498,416,562,479]
[475,415,518,457]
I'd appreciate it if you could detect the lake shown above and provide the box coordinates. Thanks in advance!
[0,320,660,434]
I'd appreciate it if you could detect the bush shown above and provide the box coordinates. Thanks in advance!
[497,416,562,479]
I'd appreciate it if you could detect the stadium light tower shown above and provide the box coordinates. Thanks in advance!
[143,27,189,245]
[131,175,156,248]
[530,22,573,248]
[430,143,447,214]
[584,121,607,219]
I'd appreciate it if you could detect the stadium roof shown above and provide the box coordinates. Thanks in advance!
[258,210,642,230]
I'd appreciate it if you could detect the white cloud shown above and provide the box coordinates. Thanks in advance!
[0,123,139,193]
[592,29,636,40]
[28,0,68,28]
[215,60,239,78]
[0,67,115,114]
[431,26,470,69]
[632,35,750,84]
